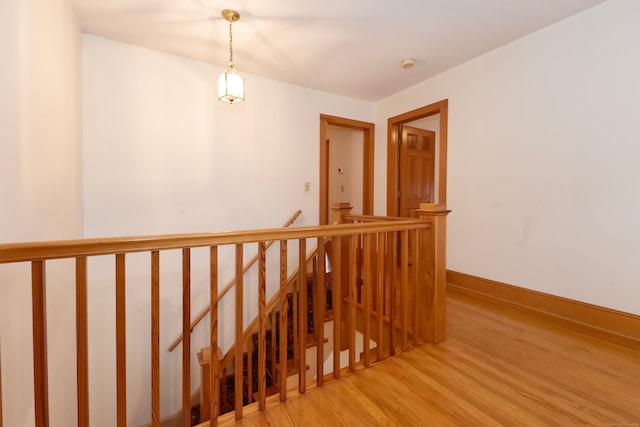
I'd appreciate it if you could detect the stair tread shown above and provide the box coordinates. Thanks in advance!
[275,358,310,376]
[252,385,279,401]
[305,336,329,348]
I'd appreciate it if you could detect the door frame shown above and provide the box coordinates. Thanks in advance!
[320,114,375,225]
[386,99,448,217]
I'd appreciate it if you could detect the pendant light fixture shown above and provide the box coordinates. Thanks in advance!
[218,9,244,104]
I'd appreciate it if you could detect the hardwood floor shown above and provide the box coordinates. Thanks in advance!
[218,290,640,426]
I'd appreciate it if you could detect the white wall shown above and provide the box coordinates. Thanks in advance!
[375,0,640,315]
[82,34,373,425]
[0,0,83,425]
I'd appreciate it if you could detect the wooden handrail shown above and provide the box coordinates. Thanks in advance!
[343,214,407,222]
[0,219,429,263]
[167,210,302,352]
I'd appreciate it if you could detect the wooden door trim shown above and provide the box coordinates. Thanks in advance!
[387,99,448,217]
[320,114,375,225]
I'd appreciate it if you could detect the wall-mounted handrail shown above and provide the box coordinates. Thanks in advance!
[167,210,302,352]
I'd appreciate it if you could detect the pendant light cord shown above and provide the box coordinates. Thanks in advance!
[228,20,234,66]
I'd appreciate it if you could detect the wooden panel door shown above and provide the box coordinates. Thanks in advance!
[399,125,436,218]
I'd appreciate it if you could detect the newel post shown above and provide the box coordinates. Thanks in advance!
[331,202,353,225]
[415,203,451,344]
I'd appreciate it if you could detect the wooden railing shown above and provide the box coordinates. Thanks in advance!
[0,203,449,427]
[343,211,416,356]
[199,245,318,420]
[202,201,450,422]
[167,210,302,353]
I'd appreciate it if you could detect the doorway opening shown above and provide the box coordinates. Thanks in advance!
[387,99,448,217]
[319,114,374,225]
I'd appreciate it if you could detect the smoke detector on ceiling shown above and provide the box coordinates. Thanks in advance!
[401,58,415,69]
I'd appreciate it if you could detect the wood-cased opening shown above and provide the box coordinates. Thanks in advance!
[320,114,374,225]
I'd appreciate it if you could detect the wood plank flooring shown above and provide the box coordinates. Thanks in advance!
[219,289,640,426]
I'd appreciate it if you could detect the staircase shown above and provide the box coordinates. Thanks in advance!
[196,272,333,424]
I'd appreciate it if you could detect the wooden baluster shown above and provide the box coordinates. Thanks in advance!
[356,230,362,304]
[0,340,3,427]
[210,246,220,423]
[312,259,318,343]
[279,240,288,402]
[362,234,372,367]
[330,203,351,376]
[387,232,397,357]
[315,237,325,386]
[181,249,191,427]
[32,260,49,427]
[298,239,307,394]
[76,257,89,427]
[401,231,409,350]
[348,235,357,372]
[221,366,227,414]
[150,251,160,427]
[269,312,276,398]
[412,230,420,347]
[376,233,385,362]
[292,257,299,377]
[383,233,390,317]
[234,244,244,420]
[332,236,342,379]
[114,255,127,427]
[258,242,267,410]
[247,339,253,405]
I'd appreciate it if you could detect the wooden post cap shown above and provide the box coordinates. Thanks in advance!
[197,347,223,366]
[418,203,448,211]
[331,202,352,210]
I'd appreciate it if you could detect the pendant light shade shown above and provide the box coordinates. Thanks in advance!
[218,65,244,104]
[218,9,244,104]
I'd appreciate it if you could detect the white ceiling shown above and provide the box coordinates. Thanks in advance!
[72,0,608,101]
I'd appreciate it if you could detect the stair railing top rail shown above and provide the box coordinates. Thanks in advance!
[343,213,408,222]
[0,220,430,264]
